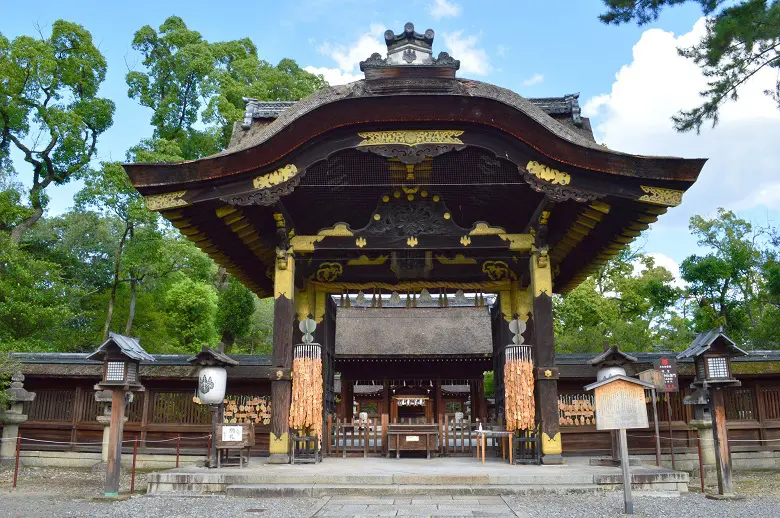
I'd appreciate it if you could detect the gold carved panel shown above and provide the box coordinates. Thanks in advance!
[357,130,464,147]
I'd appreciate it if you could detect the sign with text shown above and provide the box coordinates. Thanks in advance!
[221,425,243,442]
[654,357,679,393]
[592,379,649,431]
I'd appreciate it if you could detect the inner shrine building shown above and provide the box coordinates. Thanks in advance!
[124,23,706,464]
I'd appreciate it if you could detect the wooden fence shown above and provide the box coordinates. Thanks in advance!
[11,381,271,454]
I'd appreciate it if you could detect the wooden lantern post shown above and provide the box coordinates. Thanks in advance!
[188,346,239,468]
[677,328,747,495]
[87,333,154,497]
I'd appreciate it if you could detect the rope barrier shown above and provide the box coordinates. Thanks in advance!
[0,434,212,445]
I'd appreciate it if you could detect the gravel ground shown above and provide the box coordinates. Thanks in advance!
[2,466,780,517]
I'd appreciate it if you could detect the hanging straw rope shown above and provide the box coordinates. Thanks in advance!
[289,343,324,438]
[504,345,535,431]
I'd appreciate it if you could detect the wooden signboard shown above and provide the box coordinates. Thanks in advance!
[654,357,679,393]
[592,379,649,431]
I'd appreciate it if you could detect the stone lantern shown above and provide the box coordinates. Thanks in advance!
[87,333,154,497]
[188,346,238,467]
[0,372,36,462]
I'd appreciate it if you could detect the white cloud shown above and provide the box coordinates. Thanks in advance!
[429,0,462,19]
[583,18,780,231]
[441,31,491,76]
[304,66,362,86]
[523,73,544,86]
[317,25,386,73]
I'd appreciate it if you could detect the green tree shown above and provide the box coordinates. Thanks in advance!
[75,162,156,339]
[555,249,687,352]
[0,233,77,351]
[680,209,762,336]
[163,277,219,348]
[215,276,256,352]
[600,0,780,132]
[126,16,326,159]
[0,20,115,241]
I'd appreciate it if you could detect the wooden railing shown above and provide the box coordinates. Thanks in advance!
[327,415,385,457]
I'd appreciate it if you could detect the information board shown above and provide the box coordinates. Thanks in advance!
[593,379,649,431]
[654,357,679,393]
[221,425,243,442]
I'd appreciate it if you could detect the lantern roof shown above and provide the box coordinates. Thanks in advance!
[86,332,155,363]
[584,374,654,392]
[677,327,747,359]
[187,345,240,367]
[587,345,638,367]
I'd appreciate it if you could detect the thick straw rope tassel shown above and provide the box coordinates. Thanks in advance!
[289,344,324,438]
[504,345,535,431]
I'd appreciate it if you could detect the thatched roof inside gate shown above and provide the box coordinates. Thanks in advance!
[335,307,492,357]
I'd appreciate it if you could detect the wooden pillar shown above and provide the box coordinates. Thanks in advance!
[712,387,734,494]
[344,379,354,421]
[476,375,486,422]
[104,389,126,496]
[470,379,479,422]
[434,378,443,421]
[269,250,294,464]
[383,378,390,417]
[530,245,563,464]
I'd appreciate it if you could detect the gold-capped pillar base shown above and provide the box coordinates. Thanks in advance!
[541,432,564,464]
[268,432,290,464]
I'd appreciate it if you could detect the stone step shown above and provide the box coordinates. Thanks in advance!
[225,483,615,497]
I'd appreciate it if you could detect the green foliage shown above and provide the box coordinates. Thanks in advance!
[163,277,219,349]
[126,16,326,159]
[234,297,274,355]
[216,276,256,351]
[0,20,115,240]
[0,233,78,351]
[483,371,494,398]
[600,0,780,132]
[555,250,689,353]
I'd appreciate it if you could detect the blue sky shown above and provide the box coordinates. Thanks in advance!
[3,0,779,275]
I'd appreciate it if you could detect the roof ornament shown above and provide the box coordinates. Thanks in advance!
[359,22,460,78]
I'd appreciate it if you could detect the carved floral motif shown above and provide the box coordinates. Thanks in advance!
[253,164,298,189]
[526,161,571,185]
[145,191,188,211]
[638,186,683,206]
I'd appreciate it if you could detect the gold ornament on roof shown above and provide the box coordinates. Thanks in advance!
[482,260,516,281]
[460,236,471,246]
[526,161,571,185]
[357,130,464,147]
[355,237,367,248]
[407,237,419,247]
[469,222,506,236]
[253,164,298,189]
[638,186,683,206]
[145,191,188,211]
[315,262,343,282]
[318,223,354,236]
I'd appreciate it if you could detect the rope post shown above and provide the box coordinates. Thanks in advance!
[13,434,21,489]
[696,435,706,494]
[206,433,212,465]
[130,437,138,494]
[176,434,181,468]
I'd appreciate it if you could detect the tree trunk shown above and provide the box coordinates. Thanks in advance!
[102,223,131,341]
[10,206,44,244]
[124,269,138,335]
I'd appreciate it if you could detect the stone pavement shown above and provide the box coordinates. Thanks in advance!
[312,495,522,517]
